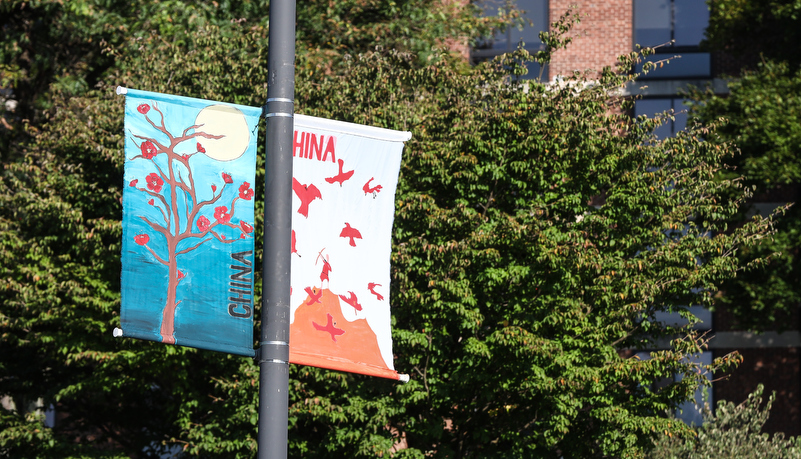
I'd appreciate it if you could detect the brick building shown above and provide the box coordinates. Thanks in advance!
[473,0,801,436]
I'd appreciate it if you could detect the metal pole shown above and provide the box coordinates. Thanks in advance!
[258,0,296,457]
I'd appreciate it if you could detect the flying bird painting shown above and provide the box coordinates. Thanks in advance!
[325,158,355,186]
[339,222,362,247]
[363,177,383,197]
[338,291,363,311]
[312,313,346,342]
[367,282,384,301]
[304,286,323,305]
[292,177,322,218]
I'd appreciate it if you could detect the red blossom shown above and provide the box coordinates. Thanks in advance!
[146,173,163,193]
[148,199,154,205]
[141,140,158,159]
[137,104,150,114]
[239,182,254,200]
[177,270,185,280]
[214,206,231,224]
[129,179,138,187]
[134,234,149,245]
[222,172,233,184]
[197,142,206,153]
[211,184,217,192]
[182,154,190,160]
[197,216,210,232]
[221,235,226,240]
[240,221,253,233]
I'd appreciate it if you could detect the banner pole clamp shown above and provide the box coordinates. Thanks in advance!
[262,98,294,118]
[255,340,289,364]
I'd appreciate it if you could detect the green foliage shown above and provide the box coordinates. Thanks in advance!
[704,0,801,69]
[291,45,771,457]
[648,385,801,459]
[691,2,801,330]
[0,3,779,459]
[690,60,801,189]
[0,0,500,161]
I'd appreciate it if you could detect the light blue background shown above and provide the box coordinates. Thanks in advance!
[120,89,260,356]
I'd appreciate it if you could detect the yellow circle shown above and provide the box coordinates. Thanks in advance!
[194,105,250,161]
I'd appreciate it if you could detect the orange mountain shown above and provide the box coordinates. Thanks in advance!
[290,287,399,379]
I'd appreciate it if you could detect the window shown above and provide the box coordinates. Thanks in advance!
[473,0,549,79]
[634,0,710,79]
[634,97,690,139]
[637,351,713,426]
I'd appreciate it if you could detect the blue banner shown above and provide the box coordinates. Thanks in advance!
[118,88,259,357]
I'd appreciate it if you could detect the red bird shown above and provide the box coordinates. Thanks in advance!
[362,177,383,197]
[325,159,354,186]
[339,222,362,247]
[367,282,384,301]
[312,313,345,342]
[338,291,363,311]
[292,178,322,218]
[291,230,300,257]
[304,286,322,305]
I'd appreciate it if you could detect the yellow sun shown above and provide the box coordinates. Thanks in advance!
[194,105,250,161]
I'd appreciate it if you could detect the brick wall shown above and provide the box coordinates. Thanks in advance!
[548,1,632,80]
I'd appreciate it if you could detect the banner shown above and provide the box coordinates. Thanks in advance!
[289,114,410,381]
[117,88,260,357]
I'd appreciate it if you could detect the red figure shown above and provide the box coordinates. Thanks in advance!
[367,282,384,301]
[338,291,363,311]
[292,177,322,217]
[312,313,345,342]
[339,222,362,247]
[291,230,299,256]
[325,159,354,186]
[362,177,383,196]
[304,286,323,305]
[320,259,332,284]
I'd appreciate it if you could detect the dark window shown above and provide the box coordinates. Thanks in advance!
[473,0,549,79]
[634,0,710,79]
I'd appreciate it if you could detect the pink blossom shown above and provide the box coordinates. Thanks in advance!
[134,234,149,245]
[146,173,163,193]
[197,216,210,232]
[214,206,231,224]
[239,182,254,200]
[141,141,158,159]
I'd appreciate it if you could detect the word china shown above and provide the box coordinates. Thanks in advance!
[293,130,336,162]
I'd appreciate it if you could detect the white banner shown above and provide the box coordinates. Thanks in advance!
[288,114,410,381]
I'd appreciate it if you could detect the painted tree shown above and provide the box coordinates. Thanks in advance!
[126,100,255,343]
